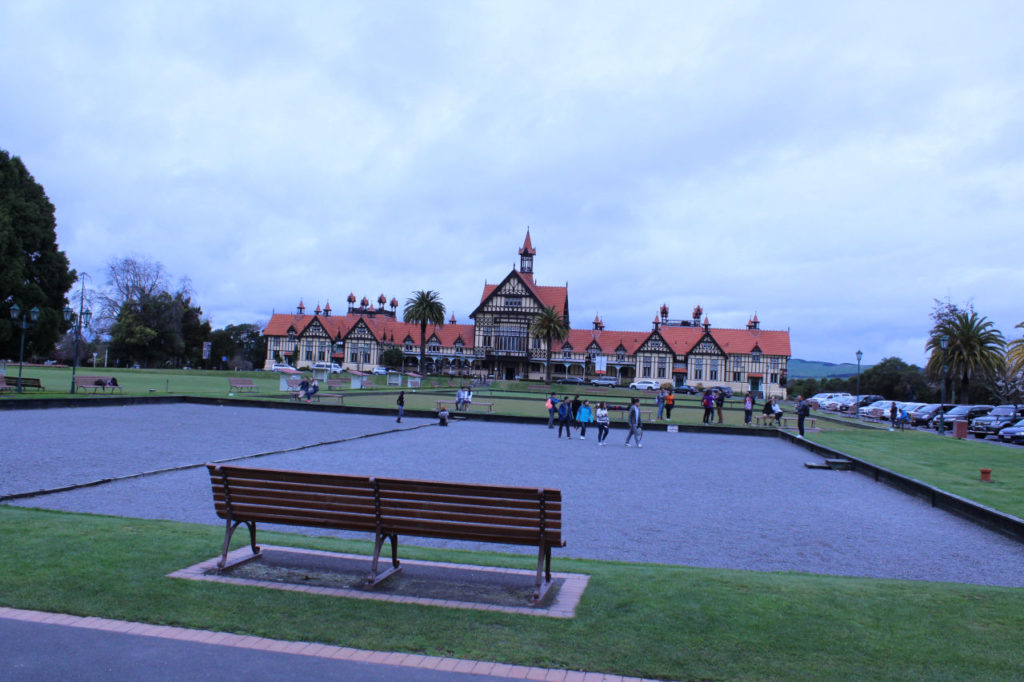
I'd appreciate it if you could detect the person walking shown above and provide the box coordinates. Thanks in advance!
[557,397,573,439]
[546,393,559,428]
[625,397,643,447]
[577,400,594,440]
[570,395,582,433]
[396,390,405,423]
[656,388,666,420]
[795,395,810,438]
[595,401,610,445]
[715,390,725,424]
[664,390,675,420]
[743,392,753,425]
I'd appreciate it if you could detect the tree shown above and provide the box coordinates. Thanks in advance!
[209,323,267,370]
[1007,322,1024,374]
[103,258,210,368]
[989,358,1024,409]
[530,306,570,384]
[925,305,1005,403]
[403,290,445,375]
[380,346,405,370]
[0,149,76,360]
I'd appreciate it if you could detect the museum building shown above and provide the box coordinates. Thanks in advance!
[262,231,791,396]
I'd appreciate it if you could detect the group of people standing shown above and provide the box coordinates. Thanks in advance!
[701,389,726,424]
[546,393,643,447]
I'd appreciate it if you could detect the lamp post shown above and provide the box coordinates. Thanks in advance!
[938,335,949,435]
[63,278,93,394]
[9,303,40,394]
[855,349,863,406]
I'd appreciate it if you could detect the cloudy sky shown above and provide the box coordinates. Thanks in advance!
[3,1,1022,366]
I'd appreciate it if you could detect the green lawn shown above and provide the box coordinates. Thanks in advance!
[3,506,1024,681]
[810,429,1024,519]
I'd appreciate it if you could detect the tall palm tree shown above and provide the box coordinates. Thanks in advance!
[403,290,445,375]
[925,309,1005,402]
[1007,322,1024,373]
[530,306,569,384]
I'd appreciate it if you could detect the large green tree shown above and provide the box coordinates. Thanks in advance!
[208,323,267,370]
[403,290,445,375]
[925,304,1005,403]
[530,306,570,384]
[0,149,75,359]
[104,258,210,368]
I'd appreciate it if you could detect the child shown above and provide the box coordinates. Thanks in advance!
[438,403,450,426]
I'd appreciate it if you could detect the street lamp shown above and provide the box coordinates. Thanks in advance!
[9,303,40,393]
[938,335,949,435]
[855,349,863,407]
[63,279,93,393]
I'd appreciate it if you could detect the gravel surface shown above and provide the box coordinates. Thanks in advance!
[5,403,1024,587]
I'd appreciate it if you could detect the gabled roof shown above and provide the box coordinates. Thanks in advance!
[264,312,475,349]
[472,269,568,319]
[658,326,791,356]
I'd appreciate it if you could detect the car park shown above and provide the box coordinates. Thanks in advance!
[930,405,994,430]
[312,362,344,373]
[970,405,1024,439]
[997,419,1024,444]
[629,379,662,391]
[674,384,699,395]
[849,395,885,410]
[808,392,850,409]
[589,377,618,387]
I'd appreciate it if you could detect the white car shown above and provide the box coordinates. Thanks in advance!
[629,379,662,391]
[371,367,389,375]
[311,362,343,373]
[270,362,297,372]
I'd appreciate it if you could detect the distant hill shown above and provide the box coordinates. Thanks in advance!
[787,358,870,379]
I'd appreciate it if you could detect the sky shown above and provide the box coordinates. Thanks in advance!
[2,1,1022,367]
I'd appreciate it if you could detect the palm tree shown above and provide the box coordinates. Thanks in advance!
[403,290,445,376]
[530,306,569,384]
[1007,322,1024,373]
[925,309,1005,402]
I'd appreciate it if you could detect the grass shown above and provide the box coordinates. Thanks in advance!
[809,429,1024,519]
[3,505,1024,680]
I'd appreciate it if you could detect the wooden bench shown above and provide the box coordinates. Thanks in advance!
[206,464,565,602]
[72,376,122,393]
[608,408,655,423]
[228,378,258,393]
[781,416,816,430]
[755,414,780,426]
[3,376,44,390]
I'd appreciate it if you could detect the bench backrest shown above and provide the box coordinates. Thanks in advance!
[229,378,254,385]
[4,376,40,386]
[207,464,562,548]
[74,376,109,385]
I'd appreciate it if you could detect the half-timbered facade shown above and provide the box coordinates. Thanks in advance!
[262,231,791,396]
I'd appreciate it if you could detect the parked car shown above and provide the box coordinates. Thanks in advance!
[930,405,994,430]
[589,377,618,387]
[311,362,344,373]
[996,419,1024,444]
[909,404,954,426]
[371,366,389,375]
[849,395,885,410]
[629,379,661,391]
[833,395,859,412]
[270,363,297,373]
[858,400,892,420]
[970,405,1024,439]
[674,384,700,395]
[711,386,734,398]
[556,376,585,385]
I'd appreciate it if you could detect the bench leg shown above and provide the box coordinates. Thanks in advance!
[217,519,260,569]
[533,543,554,603]
[368,532,401,586]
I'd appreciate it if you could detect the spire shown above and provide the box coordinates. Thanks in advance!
[297,300,305,315]
[518,228,535,274]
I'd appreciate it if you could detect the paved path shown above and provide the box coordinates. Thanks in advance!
[1,607,638,681]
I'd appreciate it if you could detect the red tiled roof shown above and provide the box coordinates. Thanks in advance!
[476,270,568,316]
